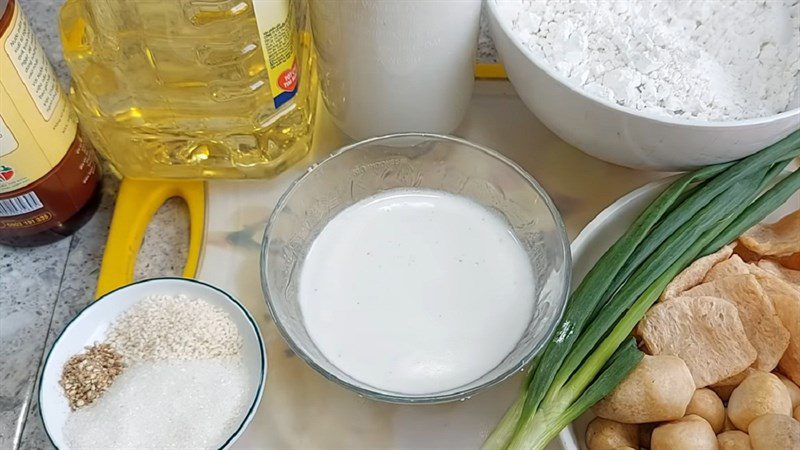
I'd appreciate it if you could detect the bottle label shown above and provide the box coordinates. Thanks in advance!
[0,2,99,233]
[0,2,79,195]
[0,116,18,156]
[0,191,42,217]
[252,0,299,109]
[4,9,60,120]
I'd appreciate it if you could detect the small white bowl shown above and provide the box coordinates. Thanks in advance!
[38,277,267,449]
[486,0,800,170]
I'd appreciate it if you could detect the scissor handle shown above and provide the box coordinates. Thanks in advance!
[95,178,205,298]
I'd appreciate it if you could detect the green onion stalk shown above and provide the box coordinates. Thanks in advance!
[483,131,800,450]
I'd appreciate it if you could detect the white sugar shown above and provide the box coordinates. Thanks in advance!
[64,359,248,449]
[507,0,800,121]
[107,294,242,361]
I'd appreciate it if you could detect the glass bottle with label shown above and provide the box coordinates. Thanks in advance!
[59,0,317,179]
[0,0,101,247]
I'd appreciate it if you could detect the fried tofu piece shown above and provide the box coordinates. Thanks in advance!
[660,245,734,301]
[752,271,800,385]
[784,252,800,270]
[707,262,800,384]
[704,255,751,282]
[734,243,761,262]
[775,252,800,270]
[758,259,800,288]
[733,243,800,267]
[706,256,800,288]
[739,210,800,257]
[637,296,757,388]
[682,274,789,372]
[737,243,800,269]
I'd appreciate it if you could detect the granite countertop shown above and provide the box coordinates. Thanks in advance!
[0,2,500,448]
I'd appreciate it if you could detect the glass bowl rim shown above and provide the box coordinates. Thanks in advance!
[259,132,572,404]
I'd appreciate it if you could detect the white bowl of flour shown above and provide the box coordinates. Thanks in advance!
[487,0,800,170]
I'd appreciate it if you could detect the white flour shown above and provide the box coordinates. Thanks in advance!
[507,0,800,121]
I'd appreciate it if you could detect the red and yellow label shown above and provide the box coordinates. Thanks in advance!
[253,0,298,109]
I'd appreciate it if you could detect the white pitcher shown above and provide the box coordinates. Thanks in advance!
[310,0,482,140]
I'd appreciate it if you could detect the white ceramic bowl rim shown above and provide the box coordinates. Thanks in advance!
[261,132,572,404]
[37,277,267,450]
[486,0,800,128]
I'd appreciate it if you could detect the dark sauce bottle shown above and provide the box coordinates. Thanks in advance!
[0,0,101,247]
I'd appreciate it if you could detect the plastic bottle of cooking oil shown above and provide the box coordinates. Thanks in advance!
[59,0,316,179]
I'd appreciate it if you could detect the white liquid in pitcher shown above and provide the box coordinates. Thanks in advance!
[298,189,535,395]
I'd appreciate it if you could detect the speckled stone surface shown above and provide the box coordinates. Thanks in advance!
[0,2,498,448]
[0,239,70,449]
[0,7,74,442]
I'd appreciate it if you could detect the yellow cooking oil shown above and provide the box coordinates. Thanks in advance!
[59,0,317,179]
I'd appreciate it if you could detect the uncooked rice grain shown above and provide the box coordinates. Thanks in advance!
[107,294,241,361]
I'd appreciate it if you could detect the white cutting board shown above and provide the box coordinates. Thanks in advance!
[196,80,666,449]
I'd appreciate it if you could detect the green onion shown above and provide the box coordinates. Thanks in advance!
[703,162,800,253]
[548,168,770,402]
[516,164,730,420]
[484,130,800,450]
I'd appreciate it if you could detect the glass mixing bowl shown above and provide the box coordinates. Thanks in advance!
[260,133,571,403]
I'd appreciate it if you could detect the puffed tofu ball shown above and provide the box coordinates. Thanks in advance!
[585,417,638,450]
[777,373,800,409]
[651,415,717,450]
[686,388,725,433]
[727,371,792,430]
[723,414,737,432]
[710,368,758,402]
[747,414,800,450]
[593,355,695,423]
[717,430,751,450]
